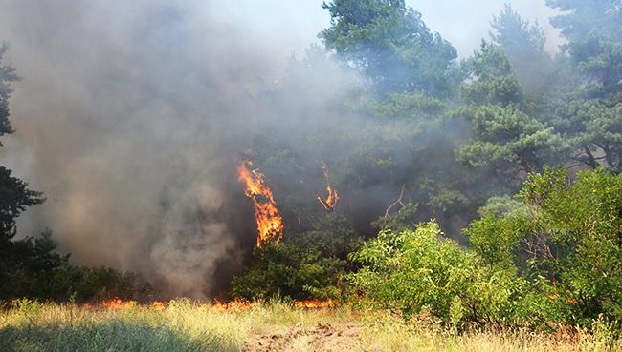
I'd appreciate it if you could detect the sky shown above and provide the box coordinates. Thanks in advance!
[213,0,562,58]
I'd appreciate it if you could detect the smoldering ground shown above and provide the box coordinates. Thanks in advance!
[0,1,362,298]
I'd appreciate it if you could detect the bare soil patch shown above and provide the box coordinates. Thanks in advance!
[244,322,362,352]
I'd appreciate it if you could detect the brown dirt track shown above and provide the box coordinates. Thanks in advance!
[244,322,362,352]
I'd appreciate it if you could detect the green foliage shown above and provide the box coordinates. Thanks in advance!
[460,43,522,106]
[547,0,622,99]
[546,95,622,171]
[0,45,44,241]
[0,44,19,142]
[230,210,361,303]
[351,169,621,328]
[231,238,344,302]
[365,91,447,120]
[466,168,622,325]
[455,105,559,171]
[464,206,528,269]
[0,228,150,303]
[54,265,146,302]
[0,44,63,303]
[0,167,45,241]
[372,202,418,231]
[257,48,479,242]
[320,0,457,96]
[347,221,525,326]
[490,4,545,51]
[455,42,565,183]
[1,229,66,301]
[546,0,622,43]
[542,1,622,171]
[490,4,553,92]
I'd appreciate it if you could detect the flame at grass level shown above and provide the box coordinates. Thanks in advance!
[89,298,167,311]
[101,297,135,310]
[84,298,335,311]
[237,161,283,247]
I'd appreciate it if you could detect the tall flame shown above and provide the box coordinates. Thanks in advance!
[317,163,339,211]
[237,161,283,247]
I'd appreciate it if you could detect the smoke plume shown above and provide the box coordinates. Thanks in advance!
[0,0,354,298]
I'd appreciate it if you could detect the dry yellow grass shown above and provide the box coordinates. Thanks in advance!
[0,299,619,351]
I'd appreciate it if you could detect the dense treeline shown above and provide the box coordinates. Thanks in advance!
[233,0,622,330]
[1,0,620,331]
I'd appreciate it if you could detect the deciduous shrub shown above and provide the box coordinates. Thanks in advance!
[466,167,622,325]
[231,240,343,301]
[347,168,622,330]
[346,221,524,327]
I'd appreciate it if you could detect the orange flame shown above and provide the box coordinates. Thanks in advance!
[237,160,283,247]
[152,301,167,311]
[100,297,135,310]
[83,298,335,311]
[317,163,339,211]
[82,299,166,311]
[317,186,339,211]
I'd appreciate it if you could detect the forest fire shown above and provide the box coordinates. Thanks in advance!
[85,298,166,311]
[82,298,335,312]
[237,160,284,247]
[101,297,135,310]
[317,163,339,211]
[317,185,339,212]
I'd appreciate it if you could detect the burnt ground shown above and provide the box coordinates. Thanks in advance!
[243,322,362,352]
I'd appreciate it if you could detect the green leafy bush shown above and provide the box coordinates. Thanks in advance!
[0,229,151,303]
[346,221,524,327]
[466,168,622,325]
[231,212,359,302]
[231,240,343,302]
[348,167,622,330]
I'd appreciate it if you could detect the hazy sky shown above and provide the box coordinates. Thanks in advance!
[213,0,561,58]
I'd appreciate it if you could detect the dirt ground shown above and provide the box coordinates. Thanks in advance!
[243,322,362,352]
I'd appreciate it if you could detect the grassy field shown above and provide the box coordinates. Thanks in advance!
[0,299,619,351]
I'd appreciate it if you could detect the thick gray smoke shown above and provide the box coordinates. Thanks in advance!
[0,0,354,298]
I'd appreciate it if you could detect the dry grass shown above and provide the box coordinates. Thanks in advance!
[355,309,617,352]
[0,299,619,351]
